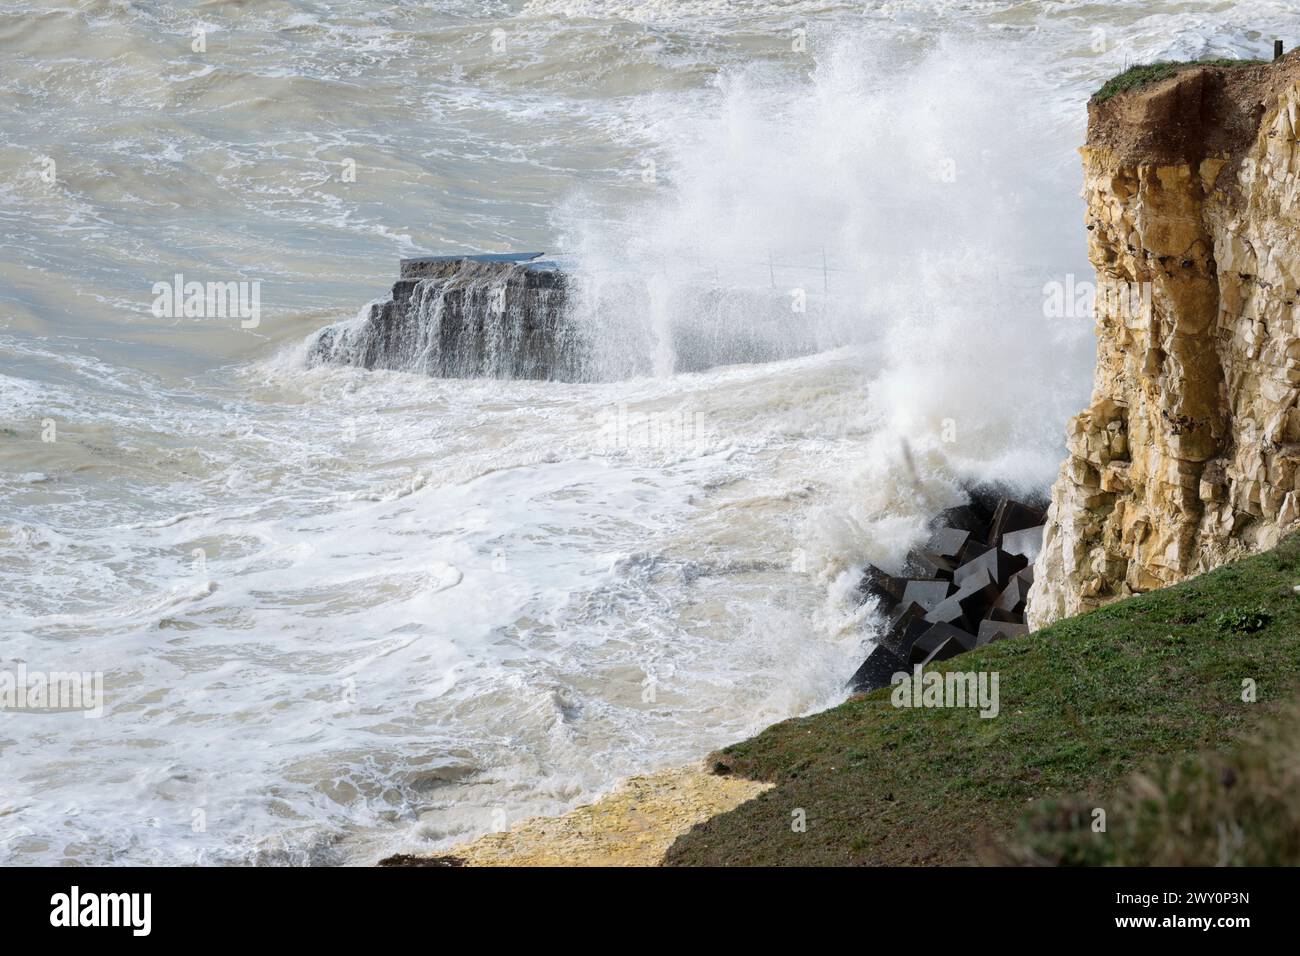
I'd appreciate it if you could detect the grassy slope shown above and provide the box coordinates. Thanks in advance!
[664,536,1300,866]
[998,704,1300,865]
[1091,59,1264,103]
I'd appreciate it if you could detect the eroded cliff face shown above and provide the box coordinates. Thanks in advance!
[1028,55,1300,627]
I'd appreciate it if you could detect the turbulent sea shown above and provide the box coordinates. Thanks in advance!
[0,0,1292,864]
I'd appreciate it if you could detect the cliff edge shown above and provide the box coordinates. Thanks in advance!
[1029,52,1300,626]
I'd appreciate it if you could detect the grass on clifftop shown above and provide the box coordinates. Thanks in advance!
[996,705,1300,865]
[1091,59,1265,104]
[664,535,1300,866]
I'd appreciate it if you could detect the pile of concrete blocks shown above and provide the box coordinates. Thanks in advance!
[849,494,1047,693]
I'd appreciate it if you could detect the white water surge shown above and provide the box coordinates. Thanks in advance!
[0,1,1292,864]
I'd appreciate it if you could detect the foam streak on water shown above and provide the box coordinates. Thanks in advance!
[0,1,1294,864]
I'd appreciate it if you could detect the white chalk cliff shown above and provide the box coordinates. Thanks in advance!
[1030,54,1300,625]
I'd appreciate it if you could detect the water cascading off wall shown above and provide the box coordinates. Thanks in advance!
[306,255,580,380]
[305,250,866,383]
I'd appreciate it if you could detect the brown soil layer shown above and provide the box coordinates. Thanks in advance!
[1088,52,1300,169]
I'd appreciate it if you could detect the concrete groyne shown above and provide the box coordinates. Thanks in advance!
[307,253,582,381]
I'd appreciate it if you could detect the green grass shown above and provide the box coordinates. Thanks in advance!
[996,707,1300,866]
[663,535,1300,866]
[1091,59,1265,104]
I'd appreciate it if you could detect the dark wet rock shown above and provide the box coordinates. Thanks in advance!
[376,853,467,867]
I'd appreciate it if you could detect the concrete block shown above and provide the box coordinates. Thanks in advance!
[989,498,1047,545]
[858,564,906,607]
[954,547,1028,589]
[908,622,974,666]
[924,574,1001,631]
[1001,524,1045,562]
[925,527,971,559]
[849,644,909,693]
[977,619,1031,646]
[904,549,956,581]
[901,579,953,611]
[993,574,1031,615]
